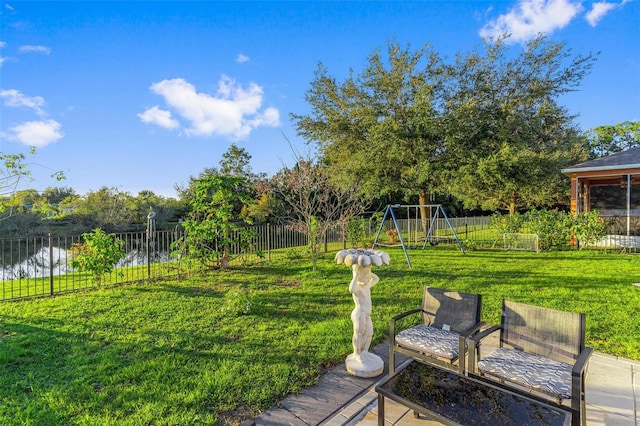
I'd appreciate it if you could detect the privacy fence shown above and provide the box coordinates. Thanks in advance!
[0,215,636,301]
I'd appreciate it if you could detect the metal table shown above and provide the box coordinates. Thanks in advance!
[375,361,570,426]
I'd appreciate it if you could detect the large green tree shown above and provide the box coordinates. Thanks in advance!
[585,121,640,158]
[292,41,448,229]
[444,35,595,215]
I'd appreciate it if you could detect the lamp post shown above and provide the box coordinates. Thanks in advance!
[335,248,390,378]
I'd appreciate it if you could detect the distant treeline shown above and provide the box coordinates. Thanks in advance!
[0,186,187,237]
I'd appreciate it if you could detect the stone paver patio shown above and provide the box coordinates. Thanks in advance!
[246,341,639,426]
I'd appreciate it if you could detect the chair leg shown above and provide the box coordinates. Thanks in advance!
[458,336,465,375]
[389,321,397,375]
[578,373,587,426]
[389,345,396,374]
[571,407,580,426]
[571,371,587,426]
[570,392,582,426]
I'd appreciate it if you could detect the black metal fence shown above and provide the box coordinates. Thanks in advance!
[1,215,636,301]
[0,218,493,301]
[0,231,186,301]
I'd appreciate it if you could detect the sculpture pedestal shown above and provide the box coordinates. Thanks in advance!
[345,352,384,378]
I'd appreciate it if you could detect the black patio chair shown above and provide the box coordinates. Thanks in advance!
[468,299,593,426]
[389,286,483,375]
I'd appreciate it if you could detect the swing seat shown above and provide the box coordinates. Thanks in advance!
[374,242,403,248]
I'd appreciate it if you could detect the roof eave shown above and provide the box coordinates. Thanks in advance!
[562,164,640,174]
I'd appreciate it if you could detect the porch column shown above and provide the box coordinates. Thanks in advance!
[576,177,581,214]
[571,177,579,214]
[626,174,631,236]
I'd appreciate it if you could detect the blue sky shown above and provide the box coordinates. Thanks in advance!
[1,0,638,198]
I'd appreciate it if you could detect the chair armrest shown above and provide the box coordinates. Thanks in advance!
[467,325,500,374]
[390,307,423,324]
[572,347,594,378]
[390,307,423,343]
[459,321,487,337]
[468,324,500,343]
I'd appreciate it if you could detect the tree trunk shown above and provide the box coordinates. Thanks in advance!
[509,191,517,216]
[419,190,429,235]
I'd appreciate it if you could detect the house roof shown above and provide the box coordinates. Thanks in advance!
[562,146,640,174]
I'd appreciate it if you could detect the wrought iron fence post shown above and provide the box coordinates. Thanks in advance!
[324,229,328,253]
[267,223,271,262]
[49,233,54,296]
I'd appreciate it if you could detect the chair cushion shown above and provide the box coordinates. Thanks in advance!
[396,324,459,360]
[478,347,572,400]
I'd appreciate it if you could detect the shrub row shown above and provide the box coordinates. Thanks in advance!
[491,209,608,250]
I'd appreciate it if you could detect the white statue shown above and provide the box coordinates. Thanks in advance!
[336,249,390,377]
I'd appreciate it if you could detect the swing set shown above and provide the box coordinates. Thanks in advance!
[372,204,465,267]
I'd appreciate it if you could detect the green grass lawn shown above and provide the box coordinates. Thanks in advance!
[0,247,638,425]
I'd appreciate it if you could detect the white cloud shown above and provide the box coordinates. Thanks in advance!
[236,53,250,64]
[5,4,14,11]
[0,42,6,67]
[585,1,625,26]
[19,45,51,55]
[0,86,64,147]
[0,89,45,115]
[480,0,583,44]
[138,106,179,129]
[5,119,63,147]
[238,107,281,139]
[142,76,280,139]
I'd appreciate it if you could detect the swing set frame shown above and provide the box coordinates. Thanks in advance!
[372,204,466,267]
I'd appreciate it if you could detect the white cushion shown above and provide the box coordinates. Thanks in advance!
[478,347,572,400]
[396,324,459,360]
